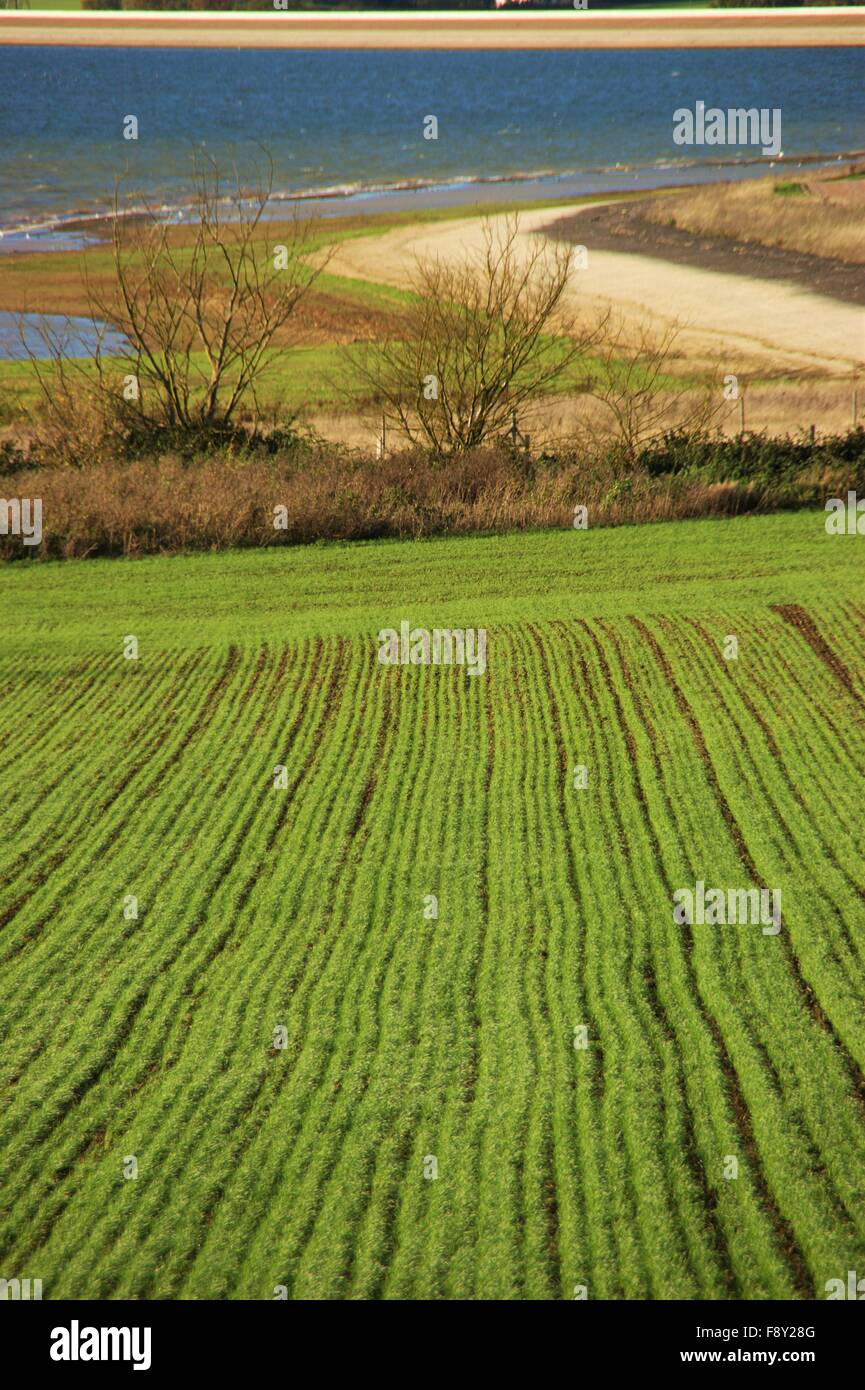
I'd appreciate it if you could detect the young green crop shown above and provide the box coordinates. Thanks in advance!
[1,509,863,1297]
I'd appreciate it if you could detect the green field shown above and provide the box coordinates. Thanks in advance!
[1,510,864,1299]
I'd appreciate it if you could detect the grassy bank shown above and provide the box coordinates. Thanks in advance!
[642,162,865,264]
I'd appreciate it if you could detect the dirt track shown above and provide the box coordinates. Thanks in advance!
[327,203,865,379]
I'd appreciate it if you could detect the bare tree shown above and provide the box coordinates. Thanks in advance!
[352,215,607,457]
[90,157,328,433]
[24,156,329,463]
[585,316,725,462]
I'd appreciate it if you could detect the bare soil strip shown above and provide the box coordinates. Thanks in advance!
[1,9,863,51]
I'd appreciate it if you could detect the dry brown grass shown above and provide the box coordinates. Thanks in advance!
[643,166,865,263]
[0,444,820,562]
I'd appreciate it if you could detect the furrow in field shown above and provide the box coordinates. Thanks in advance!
[270,657,480,1297]
[0,640,326,1274]
[3,637,342,1287]
[501,625,562,1297]
[835,602,865,676]
[211,666,414,1296]
[685,613,864,906]
[554,617,735,1298]
[379,661,491,1299]
[0,645,251,1032]
[630,614,864,1287]
[0,650,206,917]
[164,643,423,1297]
[72,638,375,1296]
[577,618,750,1292]
[0,644,273,1200]
[650,615,865,1252]
[0,648,226,959]
[682,613,865,980]
[749,605,865,835]
[529,621,700,1297]
[659,610,865,1052]
[0,651,117,787]
[597,616,809,1295]
[462,625,556,1297]
[772,604,863,705]
[295,659,464,1299]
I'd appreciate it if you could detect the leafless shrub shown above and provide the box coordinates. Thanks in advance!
[584,316,726,462]
[19,316,132,468]
[23,157,328,464]
[351,215,607,457]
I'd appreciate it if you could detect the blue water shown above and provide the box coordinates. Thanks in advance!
[0,45,862,239]
[0,311,128,361]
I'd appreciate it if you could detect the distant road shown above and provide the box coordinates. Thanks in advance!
[1,7,864,50]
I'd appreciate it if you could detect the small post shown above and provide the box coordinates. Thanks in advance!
[810,423,816,445]
[854,388,859,428]
[739,395,745,435]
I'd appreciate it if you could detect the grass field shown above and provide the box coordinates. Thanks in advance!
[1,509,864,1299]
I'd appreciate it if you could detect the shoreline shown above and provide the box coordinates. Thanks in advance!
[545,194,865,307]
[1,8,864,51]
[2,151,860,255]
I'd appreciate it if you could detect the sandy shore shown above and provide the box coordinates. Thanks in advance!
[1,8,863,50]
[327,203,865,378]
